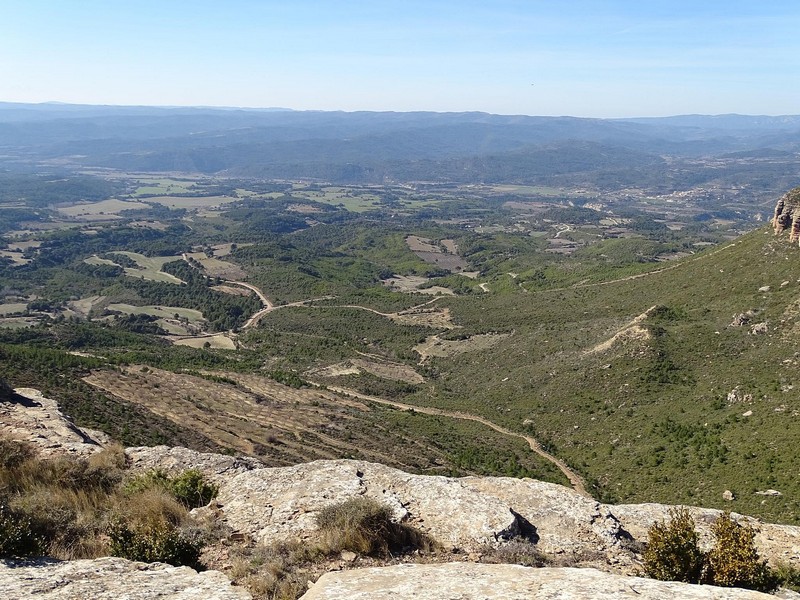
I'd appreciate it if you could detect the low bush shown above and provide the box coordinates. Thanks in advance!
[643,509,778,593]
[108,520,202,569]
[0,435,210,566]
[315,496,434,557]
[124,468,218,508]
[706,513,777,592]
[642,507,706,583]
[107,487,202,568]
[0,503,43,557]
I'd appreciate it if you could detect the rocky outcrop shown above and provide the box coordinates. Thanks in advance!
[299,563,779,600]
[772,187,800,243]
[0,557,251,599]
[213,459,520,550]
[125,445,264,485]
[204,458,800,571]
[0,387,110,457]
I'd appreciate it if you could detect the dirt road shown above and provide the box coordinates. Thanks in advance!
[319,383,590,497]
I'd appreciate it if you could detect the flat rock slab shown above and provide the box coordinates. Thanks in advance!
[463,476,629,561]
[216,459,519,550]
[299,563,777,600]
[0,557,251,600]
[126,445,263,486]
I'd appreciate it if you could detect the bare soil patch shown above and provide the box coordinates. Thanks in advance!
[308,358,424,384]
[211,285,253,297]
[405,235,469,271]
[414,332,512,361]
[584,306,656,355]
[383,275,455,296]
[57,199,150,217]
[173,334,236,350]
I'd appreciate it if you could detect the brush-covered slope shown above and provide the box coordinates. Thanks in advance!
[411,225,800,523]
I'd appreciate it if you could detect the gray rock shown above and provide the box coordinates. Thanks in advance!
[461,476,631,564]
[0,557,251,599]
[215,459,519,550]
[0,388,109,457]
[125,445,264,486]
[299,563,777,600]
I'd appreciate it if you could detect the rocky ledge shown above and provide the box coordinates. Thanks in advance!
[0,557,250,600]
[4,390,800,599]
[300,563,782,600]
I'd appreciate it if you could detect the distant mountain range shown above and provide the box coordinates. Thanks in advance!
[1,102,798,186]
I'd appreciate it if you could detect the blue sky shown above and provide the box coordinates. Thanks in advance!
[1,1,798,117]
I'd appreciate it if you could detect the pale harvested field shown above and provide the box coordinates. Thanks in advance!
[414,251,468,271]
[84,256,119,267]
[389,306,455,328]
[211,285,252,297]
[440,239,458,253]
[57,199,150,216]
[83,367,413,468]
[0,303,27,316]
[405,235,468,271]
[0,317,36,329]
[146,195,238,209]
[6,240,41,251]
[0,250,30,266]
[106,303,205,322]
[112,251,184,284]
[308,358,424,384]
[185,252,246,279]
[173,334,236,350]
[406,235,441,253]
[210,242,251,257]
[382,275,455,296]
[414,332,512,360]
[67,295,107,318]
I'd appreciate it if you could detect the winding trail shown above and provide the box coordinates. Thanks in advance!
[317,383,590,497]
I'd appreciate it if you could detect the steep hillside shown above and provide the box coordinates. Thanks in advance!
[408,224,800,522]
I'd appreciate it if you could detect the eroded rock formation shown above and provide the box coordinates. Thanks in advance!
[772,186,800,243]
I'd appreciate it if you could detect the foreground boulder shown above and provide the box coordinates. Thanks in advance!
[0,557,251,600]
[299,563,778,600]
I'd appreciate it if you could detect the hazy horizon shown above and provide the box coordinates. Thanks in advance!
[2,1,799,118]
[2,100,799,122]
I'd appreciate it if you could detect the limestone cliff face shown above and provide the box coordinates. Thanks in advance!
[772,186,800,243]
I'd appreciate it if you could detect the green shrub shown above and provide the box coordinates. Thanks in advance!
[0,437,34,470]
[107,488,202,569]
[642,507,705,583]
[0,503,43,557]
[643,509,779,593]
[108,519,202,569]
[123,469,173,496]
[773,561,800,592]
[170,469,218,508]
[315,497,434,557]
[706,513,778,592]
[124,468,217,508]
